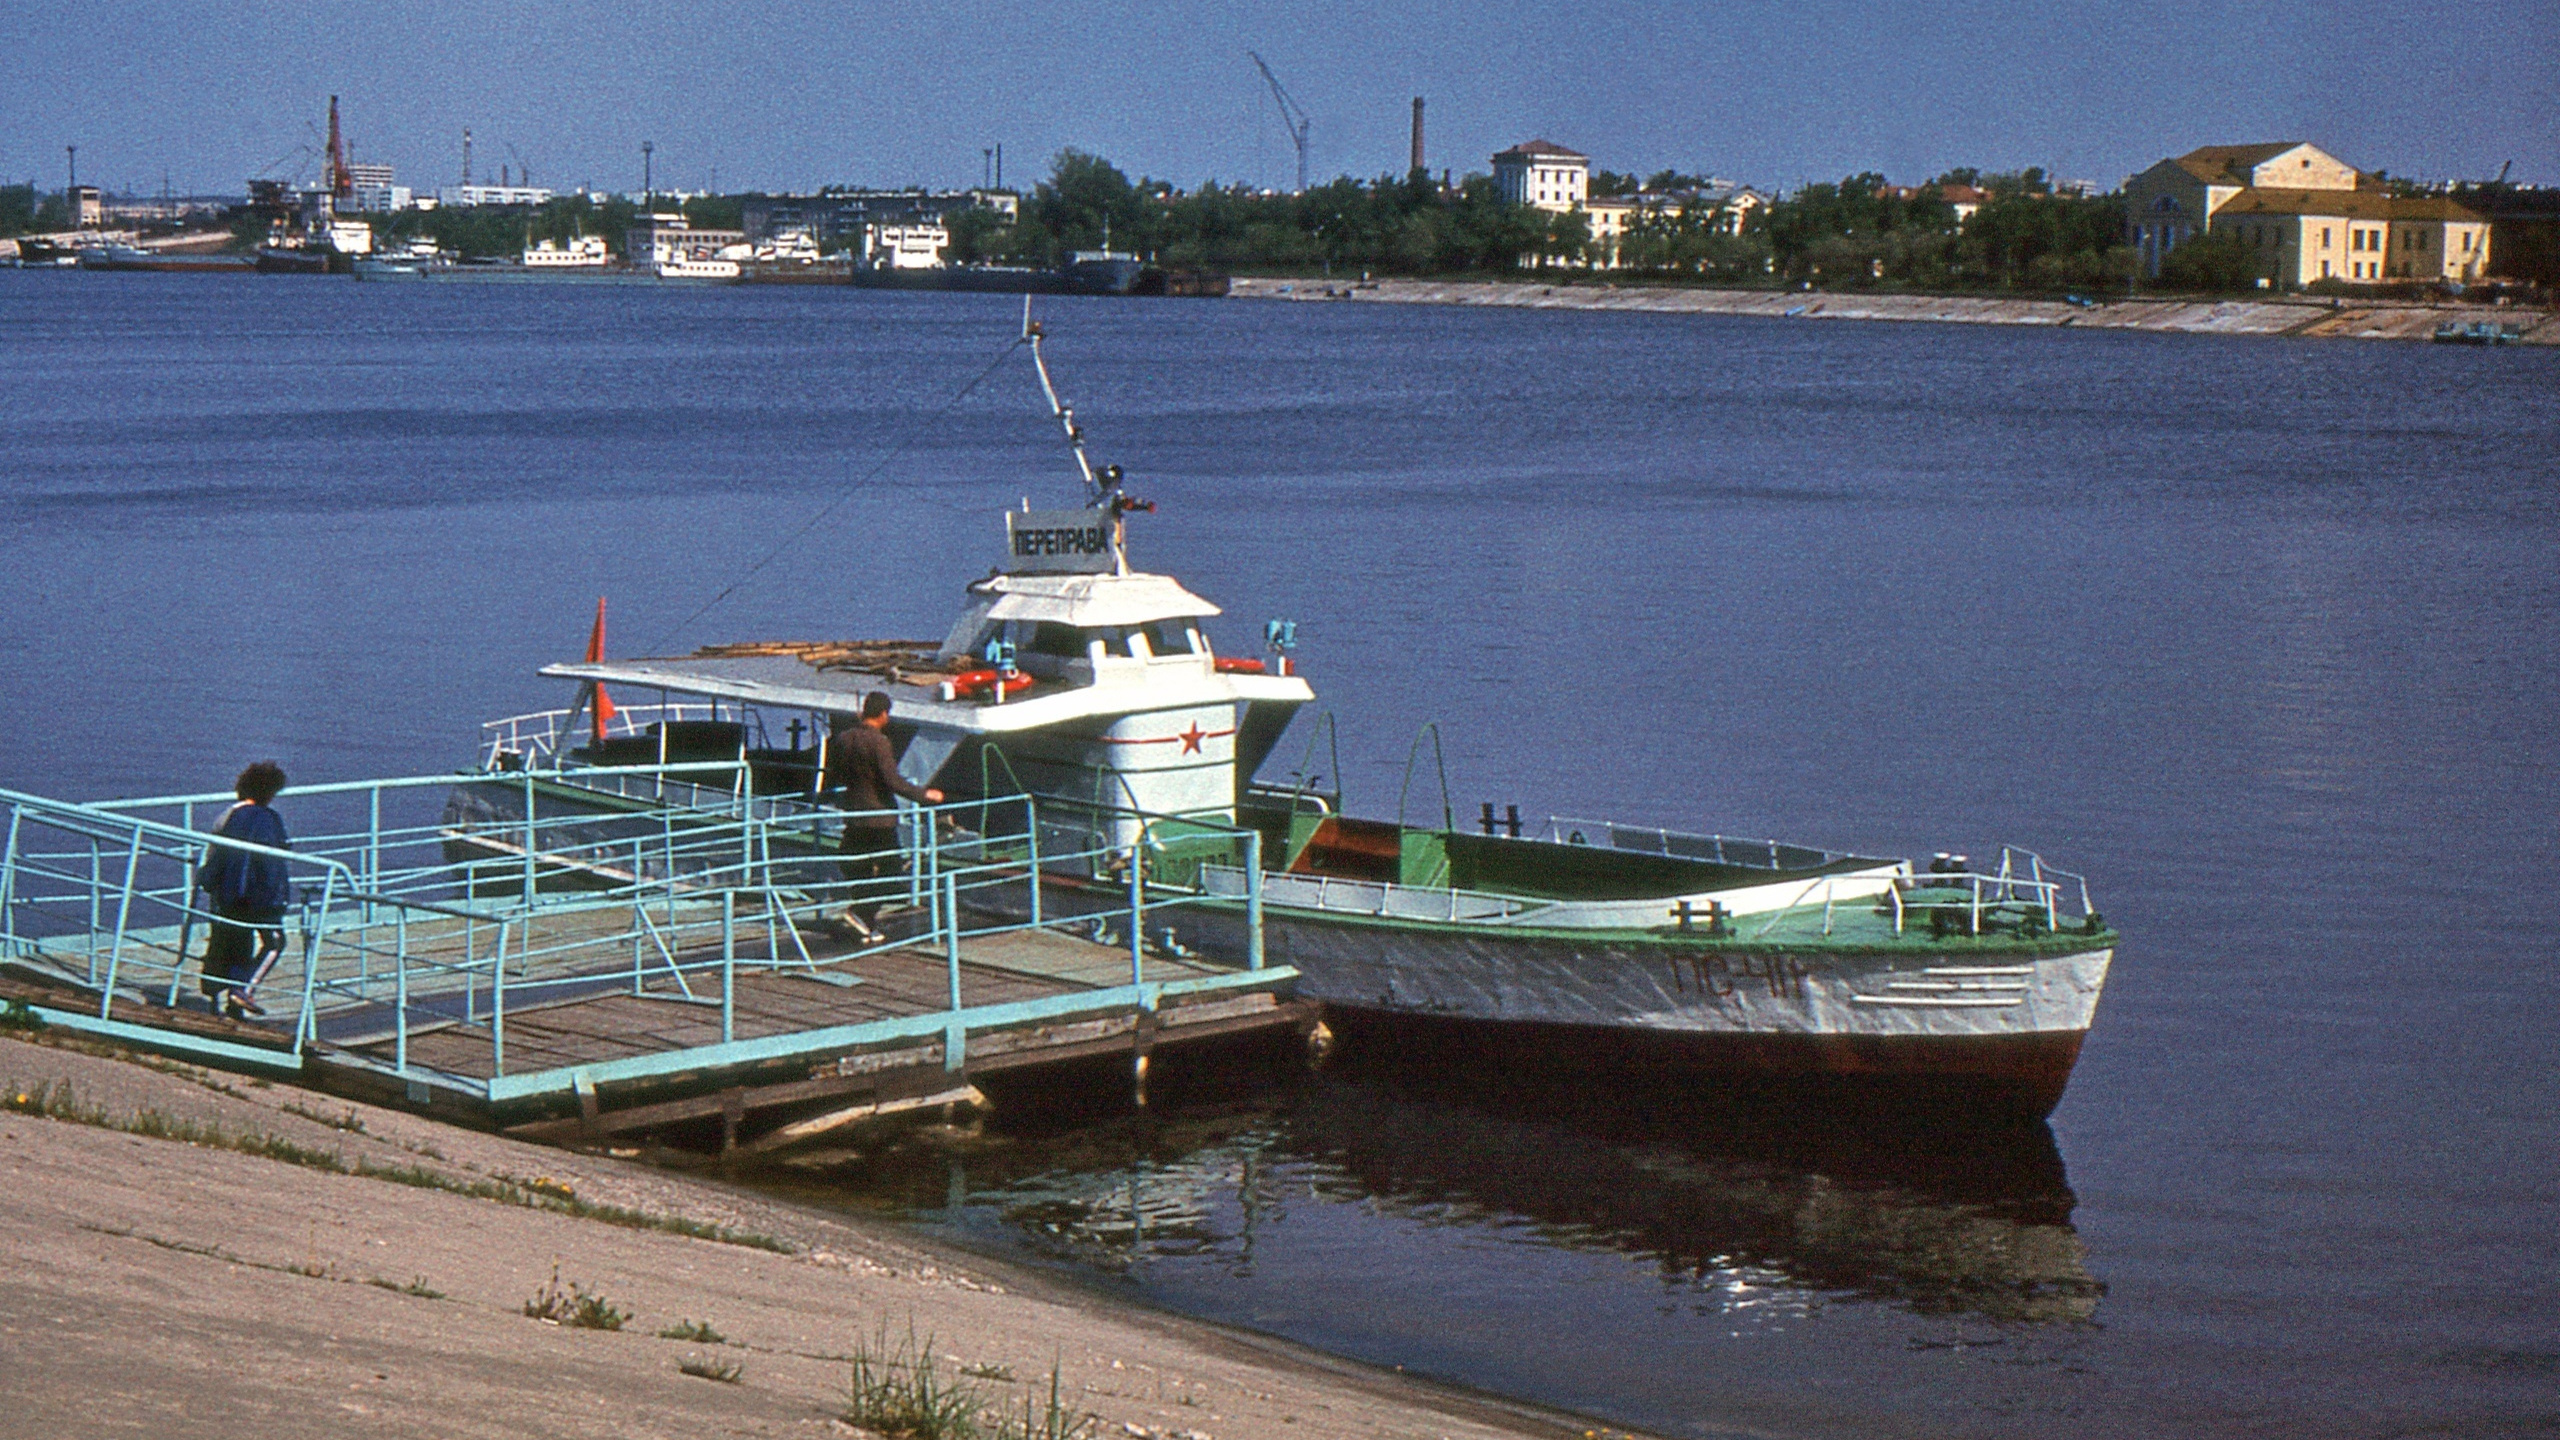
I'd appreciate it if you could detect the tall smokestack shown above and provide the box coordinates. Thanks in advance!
[1410,98,1425,175]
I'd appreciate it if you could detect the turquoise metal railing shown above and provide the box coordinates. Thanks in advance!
[1,762,1275,1097]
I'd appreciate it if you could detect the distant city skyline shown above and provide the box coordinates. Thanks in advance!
[4,0,2553,198]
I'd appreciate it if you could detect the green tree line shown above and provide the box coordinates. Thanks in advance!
[1,184,69,236]
[958,152,2138,293]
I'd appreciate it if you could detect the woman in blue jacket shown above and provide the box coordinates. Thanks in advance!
[197,761,291,1019]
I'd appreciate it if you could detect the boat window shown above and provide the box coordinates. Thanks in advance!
[1139,620,1198,656]
[1016,622,1126,660]
[1025,622,1087,659]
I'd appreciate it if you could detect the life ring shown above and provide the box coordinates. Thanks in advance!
[1212,657,1267,674]
[950,668,1035,700]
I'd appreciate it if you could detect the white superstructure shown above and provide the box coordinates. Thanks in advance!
[523,236,610,267]
[863,222,949,269]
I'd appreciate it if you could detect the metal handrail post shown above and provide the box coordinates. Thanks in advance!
[97,830,144,1020]
[1244,831,1264,971]
[910,802,928,913]
[165,847,200,1008]
[739,762,756,880]
[630,869,645,997]
[1128,843,1145,987]
[0,809,21,954]
[491,918,509,1077]
[1025,794,1043,928]
[297,872,337,1053]
[661,805,676,925]
[721,891,736,1045]
[943,869,962,1014]
[87,838,102,982]
[394,945,408,1075]
[519,769,537,901]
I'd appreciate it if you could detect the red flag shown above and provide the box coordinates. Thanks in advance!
[586,597,618,743]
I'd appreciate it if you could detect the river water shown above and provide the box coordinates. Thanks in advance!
[3,272,2555,1437]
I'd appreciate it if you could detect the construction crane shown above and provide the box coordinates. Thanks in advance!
[325,95,352,201]
[1248,51,1312,194]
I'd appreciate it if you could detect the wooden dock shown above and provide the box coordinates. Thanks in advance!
[0,774,1305,1156]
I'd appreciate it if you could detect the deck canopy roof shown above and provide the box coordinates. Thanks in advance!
[954,571,1221,638]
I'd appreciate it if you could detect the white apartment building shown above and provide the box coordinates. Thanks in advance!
[1492,140,1589,211]
[435,184,556,208]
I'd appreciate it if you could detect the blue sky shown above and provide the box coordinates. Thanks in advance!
[4,0,2554,197]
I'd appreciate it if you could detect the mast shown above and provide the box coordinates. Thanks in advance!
[1020,301,1148,575]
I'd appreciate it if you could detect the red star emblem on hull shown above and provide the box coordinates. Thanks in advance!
[1178,722,1207,754]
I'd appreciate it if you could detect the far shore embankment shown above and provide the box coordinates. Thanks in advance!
[0,1030,1612,1440]
[1230,275,2559,345]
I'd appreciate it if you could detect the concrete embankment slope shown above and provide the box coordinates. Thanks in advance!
[0,1032,1595,1440]
[1232,276,2559,344]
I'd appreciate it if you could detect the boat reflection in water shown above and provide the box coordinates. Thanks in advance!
[787,1052,2103,1330]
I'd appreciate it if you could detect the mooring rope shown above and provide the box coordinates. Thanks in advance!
[646,332,1031,654]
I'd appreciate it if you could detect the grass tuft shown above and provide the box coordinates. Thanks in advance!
[523,1262,629,1330]
[984,1364,1096,1440]
[844,1322,983,1440]
[658,1317,725,1343]
[841,1329,1094,1440]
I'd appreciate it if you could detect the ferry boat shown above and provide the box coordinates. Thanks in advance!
[349,238,457,280]
[653,254,742,281]
[463,323,2116,1119]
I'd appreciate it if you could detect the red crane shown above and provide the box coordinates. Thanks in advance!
[326,95,352,201]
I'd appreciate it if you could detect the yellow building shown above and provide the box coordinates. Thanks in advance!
[2125,141,2490,287]
[2123,143,2359,277]
[2379,196,2493,282]
[1582,194,1635,267]
[2213,190,2490,286]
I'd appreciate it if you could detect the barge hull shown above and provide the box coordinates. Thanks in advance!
[1007,884,2108,1117]
[1319,1006,2088,1119]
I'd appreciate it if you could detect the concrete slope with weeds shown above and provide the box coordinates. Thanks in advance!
[0,1030,1605,1440]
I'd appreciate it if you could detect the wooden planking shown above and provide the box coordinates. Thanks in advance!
[0,966,298,1051]
[342,928,1216,1082]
